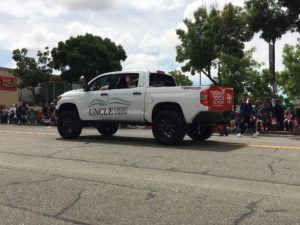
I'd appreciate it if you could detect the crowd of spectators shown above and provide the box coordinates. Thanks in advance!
[229,97,299,136]
[1,98,299,135]
[0,102,56,126]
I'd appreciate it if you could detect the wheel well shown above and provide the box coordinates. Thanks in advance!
[152,102,185,122]
[58,103,79,117]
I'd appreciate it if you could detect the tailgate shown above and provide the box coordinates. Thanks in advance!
[207,86,234,111]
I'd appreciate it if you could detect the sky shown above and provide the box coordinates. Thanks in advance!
[0,0,299,85]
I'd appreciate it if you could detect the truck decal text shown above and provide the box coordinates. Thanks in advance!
[89,107,128,117]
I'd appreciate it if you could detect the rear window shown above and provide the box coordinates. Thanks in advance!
[149,73,176,87]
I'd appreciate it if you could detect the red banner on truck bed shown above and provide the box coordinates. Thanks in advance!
[208,86,234,111]
[0,76,17,91]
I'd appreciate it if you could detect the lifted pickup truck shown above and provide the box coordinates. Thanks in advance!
[56,71,234,145]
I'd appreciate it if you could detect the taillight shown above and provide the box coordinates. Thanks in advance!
[200,89,209,106]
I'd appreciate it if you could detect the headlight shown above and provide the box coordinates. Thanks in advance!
[57,95,62,101]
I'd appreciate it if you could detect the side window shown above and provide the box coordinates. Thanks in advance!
[149,73,176,87]
[114,73,139,89]
[89,75,111,91]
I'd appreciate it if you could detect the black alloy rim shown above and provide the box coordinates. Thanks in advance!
[158,118,176,138]
[60,116,73,136]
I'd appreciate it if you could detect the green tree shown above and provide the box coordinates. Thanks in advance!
[245,0,292,98]
[277,42,300,99]
[247,69,273,101]
[169,70,193,86]
[51,33,127,85]
[219,49,259,107]
[37,47,52,104]
[12,48,50,105]
[278,0,300,30]
[176,3,252,85]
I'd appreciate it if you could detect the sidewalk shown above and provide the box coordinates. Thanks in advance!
[223,128,300,136]
[260,130,300,136]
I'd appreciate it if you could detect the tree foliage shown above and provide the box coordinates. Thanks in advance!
[168,70,193,86]
[37,47,52,83]
[37,47,53,104]
[12,48,51,105]
[51,33,127,84]
[247,69,273,101]
[244,0,294,98]
[176,3,252,85]
[278,0,300,31]
[219,49,272,105]
[278,41,300,99]
[245,0,291,44]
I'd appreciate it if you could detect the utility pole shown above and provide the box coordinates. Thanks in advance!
[269,42,276,106]
[199,71,201,86]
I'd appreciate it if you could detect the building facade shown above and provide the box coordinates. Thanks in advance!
[0,67,18,107]
[0,67,82,107]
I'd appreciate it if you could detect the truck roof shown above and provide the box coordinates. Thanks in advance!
[101,71,168,76]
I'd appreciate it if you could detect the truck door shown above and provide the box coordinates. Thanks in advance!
[108,73,145,122]
[80,75,113,121]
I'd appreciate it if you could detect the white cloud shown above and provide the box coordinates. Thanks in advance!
[245,32,300,71]
[139,29,179,55]
[0,0,66,18]
[59,0,116,11]
[64,22,136,50]
[183,0,244,19]
[0,0,186,19]
[1,0,299,84]
[3,26,65,51]
[123,53,169,71]
[123,0,185,11]
[4,60,16,69]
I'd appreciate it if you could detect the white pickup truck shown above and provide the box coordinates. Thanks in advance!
[56,71,234,145]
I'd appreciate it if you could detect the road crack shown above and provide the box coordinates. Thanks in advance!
[0,202,91,225]
[234,198,263,225]
[0,176,61,188]
[264,209,288,213]
[0,152,299,187]
[268,158,284,175]
[54,190,83,217]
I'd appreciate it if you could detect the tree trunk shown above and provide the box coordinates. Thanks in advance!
[29,87,36,106]
[201,67,218,86]
[217,62,222,85]
[45,83,49,106]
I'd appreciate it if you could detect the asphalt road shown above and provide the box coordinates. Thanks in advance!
[0,124,300,225]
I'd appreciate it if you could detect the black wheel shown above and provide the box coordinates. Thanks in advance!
[57,111,82,139]
[187,124,213,141]
[152,111,185,145]
[97,123,118,136]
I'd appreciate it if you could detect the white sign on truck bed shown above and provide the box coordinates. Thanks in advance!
[56,71,234,145]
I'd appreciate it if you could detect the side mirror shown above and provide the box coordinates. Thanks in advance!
[83,85,90,92]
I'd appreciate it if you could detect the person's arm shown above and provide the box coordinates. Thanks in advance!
[99,85,109,90]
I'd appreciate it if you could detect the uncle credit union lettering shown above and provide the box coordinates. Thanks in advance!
[89,106,128,117]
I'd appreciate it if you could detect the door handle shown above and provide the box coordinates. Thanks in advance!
[101,93,109,96]
[132,91,142,95]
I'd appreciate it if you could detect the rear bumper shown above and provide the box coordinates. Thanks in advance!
[192,111,231,124]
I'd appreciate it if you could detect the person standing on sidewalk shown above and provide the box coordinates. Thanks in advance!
[237,97,259,137]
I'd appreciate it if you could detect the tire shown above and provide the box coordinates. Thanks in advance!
[97,123,118,136]
[187,124,213,141]
[57,111,82,139]
[152,111,185,145]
